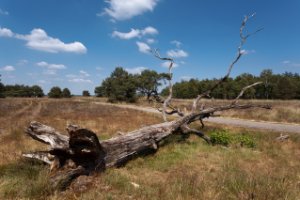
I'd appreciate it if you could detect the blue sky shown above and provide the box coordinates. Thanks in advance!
[0,0,299,95]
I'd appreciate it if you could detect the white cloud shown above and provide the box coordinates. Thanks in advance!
[112,26,158,40]
[171,40,182,48]
[0,27,13,37]
[282,60,300,67]
[136,41,151,54]
[0,27,86,53]
[15,29,87,53]
[79,70,90,77]
[112,28,141,40]
[142,26,158,35]
[167,49,188,58]
[37,80,47,84]
[0,8,9,15]
[241,49,256,55]
[96,67,103,71]
[102,0,158,21]
[43,69,57,75]
[146,38,155,44]
[17,59,29,66]
[36,61,66,69]
[69,78,92,83]
[0,65,15,71]
[66,70,92,83]
[125,66,147,74]
[161,61,178,68]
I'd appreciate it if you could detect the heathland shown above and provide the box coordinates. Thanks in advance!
[0,97,299,199]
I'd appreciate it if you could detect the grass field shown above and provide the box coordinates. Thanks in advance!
[139,98,300,124]
[0,98,300,199]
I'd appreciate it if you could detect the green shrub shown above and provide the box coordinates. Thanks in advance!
[210,131,256,148]
[210,131,232,146]
[236,134,256,148]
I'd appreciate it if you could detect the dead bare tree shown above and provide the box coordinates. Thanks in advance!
[22,14,271,190]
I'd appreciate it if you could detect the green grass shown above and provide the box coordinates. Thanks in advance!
[0,159,53,199]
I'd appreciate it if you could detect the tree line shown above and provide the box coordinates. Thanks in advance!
[0,75,91,98]
[0,83,44,98]
[95,68,300,102]
[161,69,300,99]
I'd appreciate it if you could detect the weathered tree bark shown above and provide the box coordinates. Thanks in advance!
[23,102,270,189]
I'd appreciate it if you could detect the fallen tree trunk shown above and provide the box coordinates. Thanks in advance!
[23,119,180,189]
[22,103,270,189]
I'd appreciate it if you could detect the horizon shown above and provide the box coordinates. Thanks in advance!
[1,0,300,95]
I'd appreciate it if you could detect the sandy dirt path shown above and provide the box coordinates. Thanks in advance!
[93,101,300,134]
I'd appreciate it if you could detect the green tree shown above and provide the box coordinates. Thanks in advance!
[31,85,44,97]
[62,88,72,98]
[0,74,5,98]
[97,67,137,102]
[94,85,106,97]
[82,90,90,97]
[48,86,62,98]
[136,70,169,100]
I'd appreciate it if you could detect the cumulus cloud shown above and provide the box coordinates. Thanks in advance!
[0,27,87,53]
[102,0,158,21]
[0,27,13,37]
[0,8,9,15]
[69,78,92,83]
[161,61,178,68]
[43,70,57,75]
[146,38,155,44]
[112,26,158,40]
[79,70,90,77]
[142,26,158,35]
[171,40,182,48]
[112,28,141,40]
[125,66,147,74]
[67,70,92,83]
[136,41,151,54]
[0,65,15,71]
[36,61,66,69]
[15,29,87,53]
[167,49,188,58]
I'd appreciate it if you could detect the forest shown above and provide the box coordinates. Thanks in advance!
[95,68,300,101]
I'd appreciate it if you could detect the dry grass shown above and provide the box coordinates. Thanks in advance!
[0,98,300,199]
[139,98,300,124]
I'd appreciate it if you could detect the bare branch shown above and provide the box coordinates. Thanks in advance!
[151,49,176,121]
[232,81,262,104]
[181,125,211,144]
[192,13,263,112]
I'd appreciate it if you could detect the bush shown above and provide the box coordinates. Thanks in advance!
[210,131,232,146]
[48,86,62,98]
[236,134,256,148]
[82,90,90,97]
[210,130,256,148]
[62,88,71,98]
